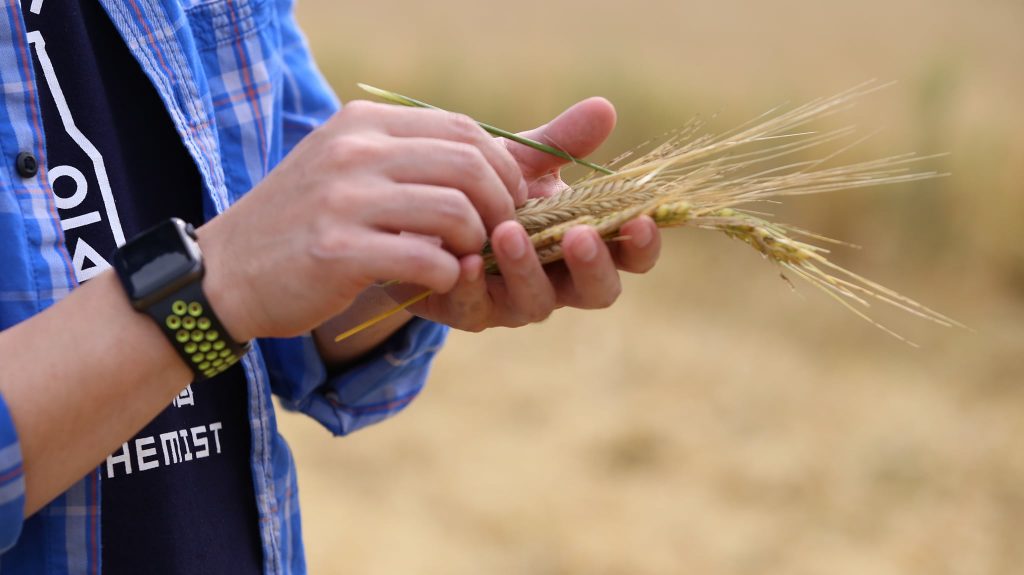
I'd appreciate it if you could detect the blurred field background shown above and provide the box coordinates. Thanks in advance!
[280,1,1024,573]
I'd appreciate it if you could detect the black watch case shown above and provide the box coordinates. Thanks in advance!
[112,218,203,311]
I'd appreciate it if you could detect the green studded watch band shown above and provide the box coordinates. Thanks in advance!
[144,280,250,381]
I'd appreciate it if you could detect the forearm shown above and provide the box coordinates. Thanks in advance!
[0,271,191,516]
[312,286,412,367]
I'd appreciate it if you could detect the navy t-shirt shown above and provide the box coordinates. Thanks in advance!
[23,2,262,573]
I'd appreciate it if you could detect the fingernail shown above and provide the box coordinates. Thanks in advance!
[517,179,530,205]
[632,221,653,249]
[575,231,598,262]
[503,227,527,260]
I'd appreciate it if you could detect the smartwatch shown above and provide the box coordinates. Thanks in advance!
[112,218,250,381]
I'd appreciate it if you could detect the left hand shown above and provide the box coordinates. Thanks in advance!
[389,97,662,332]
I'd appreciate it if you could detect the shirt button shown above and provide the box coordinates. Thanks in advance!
[15,152,38,178]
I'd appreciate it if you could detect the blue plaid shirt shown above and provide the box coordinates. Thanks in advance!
[0,0,448,573]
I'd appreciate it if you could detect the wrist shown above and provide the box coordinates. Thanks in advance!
[93,271,195,390]
[111,218,252,380]
[194,221,256,343]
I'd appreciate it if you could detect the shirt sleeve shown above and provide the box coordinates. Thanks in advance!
[0,393,26,552]
[275,0,341,155]
[259,319,448,436]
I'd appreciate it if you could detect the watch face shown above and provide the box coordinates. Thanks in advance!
[114,219,203,307]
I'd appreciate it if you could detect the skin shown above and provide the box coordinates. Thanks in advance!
[0,98,660,517]
[410,97,662,330]
[313,98,662,358]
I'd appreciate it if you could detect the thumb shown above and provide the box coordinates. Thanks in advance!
[508,97,617,181]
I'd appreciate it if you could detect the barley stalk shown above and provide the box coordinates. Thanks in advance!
[337,83,963,345]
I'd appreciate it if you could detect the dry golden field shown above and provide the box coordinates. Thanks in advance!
[280,1,1024,573]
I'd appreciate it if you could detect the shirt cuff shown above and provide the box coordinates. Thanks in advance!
[274,318,448,436]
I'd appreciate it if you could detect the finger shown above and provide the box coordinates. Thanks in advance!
[560,226,622,309]
[385,254,493,331]
[507,97,617,182]
[339,101,528,205]
[336,232,461,295]
[368,185,486,256]
[490,220,558,324]
[611,216,662,274]
[384,138,516,231]
[440,255,493,331]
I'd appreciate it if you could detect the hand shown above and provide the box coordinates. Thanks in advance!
[392,97,662,332]
[196,101,528,341]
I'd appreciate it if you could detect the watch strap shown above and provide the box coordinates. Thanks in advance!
[144,280,250,381]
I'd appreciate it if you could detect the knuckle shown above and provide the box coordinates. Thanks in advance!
[309,226,354,261]
[447,144,510,216]
[437,191,485,247]
[322,185,359,216]
[338,99,375,119]
[450,142,485,171]
[446,112,482,140]
[628,245,660,273]
[318,178,374,214]
[470,225,487,250]
[592,283,622,309]
[404,249,434,276]
[407,250,457,291]
[330,136,383,167]
[435,188,472,219]
[495,186,515,214]
[519,298,554,324]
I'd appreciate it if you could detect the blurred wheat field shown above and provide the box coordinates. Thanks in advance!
[280,0,1024,573]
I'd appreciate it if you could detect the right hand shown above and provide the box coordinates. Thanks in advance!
[195,100,528,342]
